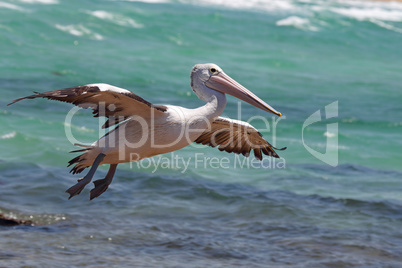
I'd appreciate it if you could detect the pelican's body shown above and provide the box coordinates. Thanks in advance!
[8,63,285,200]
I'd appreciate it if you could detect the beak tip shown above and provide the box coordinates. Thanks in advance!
[277,112,282,117]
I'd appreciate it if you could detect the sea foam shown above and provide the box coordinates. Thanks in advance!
[55,24,104,40]
[332,7,402,22]
[88,10,144,28]
[17,0,58,4]
[0,1,26,11]
[1,131,17,139]
[174,0,298,12]
[276,16,319,31]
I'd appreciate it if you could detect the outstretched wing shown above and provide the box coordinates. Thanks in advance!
[194,117,285,160]
[8,83,167,128]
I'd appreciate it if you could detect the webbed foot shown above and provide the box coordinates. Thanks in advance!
[90,178,110,200]
[66,180,90,199]
[65,153,106,199]
[89,164,117,200]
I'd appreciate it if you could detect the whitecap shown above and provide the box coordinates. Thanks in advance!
[17,0,58,4]
[323,131,336,138]
[168,34,187,46]
[1,131,17,139]
[88,10,144,28]
[0,1,26,11]
[55,24,103,40]
[332,7,402,22]
[118,0,170,3]
[276,16,319,31]
[329,2,402,33]
[370,19,402,34]
[180,0,297,12]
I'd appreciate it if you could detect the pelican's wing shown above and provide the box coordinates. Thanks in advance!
[194,117,285,160]
[8,83,167,128]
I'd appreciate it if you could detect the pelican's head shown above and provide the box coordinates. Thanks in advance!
[190,63,282,116]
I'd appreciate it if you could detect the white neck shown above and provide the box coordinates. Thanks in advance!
[192,91,227,121]
[190,78,228,121]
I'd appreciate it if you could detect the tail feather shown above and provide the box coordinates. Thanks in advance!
[70,143,92,153]
[68,145,94,174]
[67,155,81,167]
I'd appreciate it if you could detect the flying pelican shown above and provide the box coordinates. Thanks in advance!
[8,63,285,200]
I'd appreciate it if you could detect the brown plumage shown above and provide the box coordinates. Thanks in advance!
[194,117,285,160]
[7,84,167,129]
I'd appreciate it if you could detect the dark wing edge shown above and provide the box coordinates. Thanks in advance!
[194,117,286,160]
[7,84,167,128]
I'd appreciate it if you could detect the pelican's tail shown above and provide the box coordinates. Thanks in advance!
[68,144,94,174]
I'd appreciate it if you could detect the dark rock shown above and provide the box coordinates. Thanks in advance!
[0,213,33,226]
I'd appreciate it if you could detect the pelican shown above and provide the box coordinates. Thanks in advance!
[8,63,285,200]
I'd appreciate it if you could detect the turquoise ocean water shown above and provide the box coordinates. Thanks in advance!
[1,0,402,266]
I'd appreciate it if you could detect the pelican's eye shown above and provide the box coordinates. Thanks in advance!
[209,67,218,74]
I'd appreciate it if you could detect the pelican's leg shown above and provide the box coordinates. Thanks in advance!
[66,153,106,199]
[90,164,118,200]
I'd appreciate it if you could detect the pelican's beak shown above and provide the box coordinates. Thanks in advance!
[205,71,282,116]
